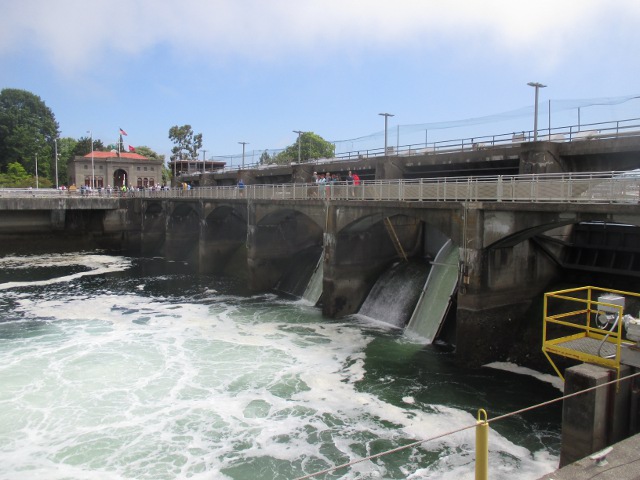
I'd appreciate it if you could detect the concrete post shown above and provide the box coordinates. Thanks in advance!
[560,364,632,467]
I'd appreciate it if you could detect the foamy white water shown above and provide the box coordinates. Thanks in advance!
[484,362,565,392]
[0,253,560,479]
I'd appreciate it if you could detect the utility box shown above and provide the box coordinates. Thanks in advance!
[597,294,625,314]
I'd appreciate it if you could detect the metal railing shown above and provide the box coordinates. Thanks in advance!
[195,117,640,173]
[3,171,638,205]
[333,117,640,161]
[542,286,639,381]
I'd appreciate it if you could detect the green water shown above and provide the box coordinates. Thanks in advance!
[0,252,562,479]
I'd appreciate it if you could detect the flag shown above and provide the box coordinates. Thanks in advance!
[128,145,136,152]
[119,128,128,136]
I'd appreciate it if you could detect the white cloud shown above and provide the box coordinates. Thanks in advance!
[1,0,639,74]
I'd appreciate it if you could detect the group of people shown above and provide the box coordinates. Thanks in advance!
[73,184,170,196]
[311,170,361,198]
[312,171,360,185]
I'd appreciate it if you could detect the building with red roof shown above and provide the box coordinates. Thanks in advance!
[68,151,164,189]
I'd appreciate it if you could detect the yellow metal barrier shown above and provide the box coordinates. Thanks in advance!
[542,286,638,381]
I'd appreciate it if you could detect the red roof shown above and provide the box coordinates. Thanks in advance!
[83,151,149,160]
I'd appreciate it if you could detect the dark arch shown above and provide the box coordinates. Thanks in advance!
[249,208,324,294]
[201,205,248,274]
[113,169,128,188]
[145,202,163,216]
[165,204,200,262]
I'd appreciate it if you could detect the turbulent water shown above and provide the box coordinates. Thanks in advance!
[0,252,562,480]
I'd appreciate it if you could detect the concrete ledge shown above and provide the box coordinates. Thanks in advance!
[538,432,640,480]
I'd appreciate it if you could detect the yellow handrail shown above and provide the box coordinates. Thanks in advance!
[542,286,638,381]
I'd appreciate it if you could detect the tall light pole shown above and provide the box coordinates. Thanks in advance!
[239,142,249,169]
[527,82,546,142]
[202,150,207,174]
[54,138,59,190]
[35,152,39,189]
[87,130,94,188]
[378,113,394,155]
[293,130,303,164]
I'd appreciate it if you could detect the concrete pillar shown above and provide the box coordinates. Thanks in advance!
[292,163,316,183]
[560,364,632,467]
[237,170,257,185]
[519,141,563,174]
[375,156,404,180]
[50,209,66,231]
[455,206,561,367]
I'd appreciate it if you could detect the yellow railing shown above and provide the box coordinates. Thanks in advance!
[542,286,638,380]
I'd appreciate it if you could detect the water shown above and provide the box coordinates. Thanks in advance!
[0,252,562,479]
[358,262,431,328]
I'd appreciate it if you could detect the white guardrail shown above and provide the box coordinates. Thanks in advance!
[1,172,638,204]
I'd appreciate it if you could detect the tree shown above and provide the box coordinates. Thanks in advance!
[0,162,31,187]
[161,164,172,186]
[56,137,77,186]
[73,136,103,157]
[274,132,335,165]
[0,89,59,181]
[134,145,165,163]
[259,150,272,164]
[168,125,203,161]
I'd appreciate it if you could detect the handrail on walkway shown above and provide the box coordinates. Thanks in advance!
[2,171,638,205]
[542,286,639,381]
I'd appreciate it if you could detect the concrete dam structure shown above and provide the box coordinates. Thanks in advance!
[1,168,639,369]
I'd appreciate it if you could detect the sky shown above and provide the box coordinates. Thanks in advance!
[1,0,640,166]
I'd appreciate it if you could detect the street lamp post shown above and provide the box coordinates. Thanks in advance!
[378,113,394,155]
[239,142,249,169]
[54,138,59,189]
[87,130,94,188]
[35,152,39,189]
[293,130,303,164]
[527,82,546,142]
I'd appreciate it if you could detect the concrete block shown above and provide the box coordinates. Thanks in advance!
[559,364,632,467]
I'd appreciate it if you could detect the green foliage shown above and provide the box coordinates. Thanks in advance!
[0,161,52,188]
[0,88,59,181]
[273,151,292,165]
[56,137,77,186]
[168,125,203,161]
[73,136,103,157]
[134,145,165,163]
[161,165,172,185]
[0,162,30,187]
[273,132,335,165]
[259,150,272,164]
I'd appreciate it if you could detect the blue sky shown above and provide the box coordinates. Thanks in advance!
[1,0,640,165]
